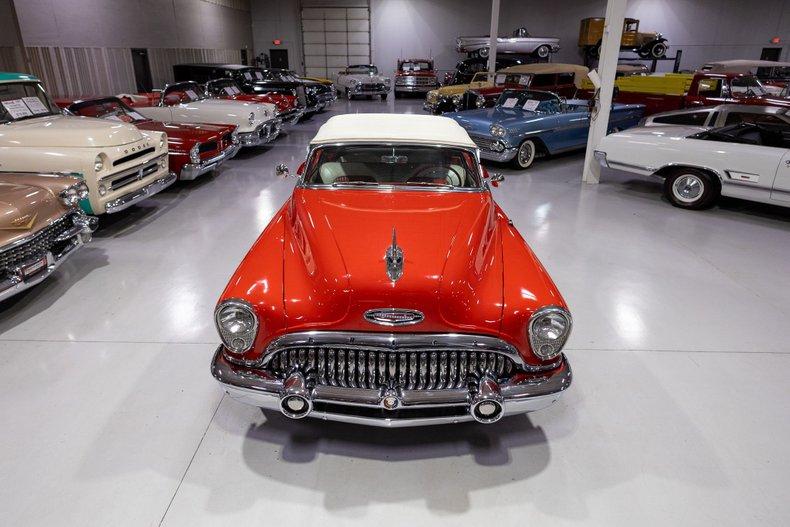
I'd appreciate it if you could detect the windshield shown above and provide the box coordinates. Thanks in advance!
[207,79,243,96]
[303,145,481,189]
[162,82,205,105]
[496,90,561,112]
[347,65,378,75]
[731,76,768,97]
[0,81,61,123]
[400,61,432,72]
[69,98,147,123]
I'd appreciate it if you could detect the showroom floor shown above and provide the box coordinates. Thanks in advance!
[1,97,788,526]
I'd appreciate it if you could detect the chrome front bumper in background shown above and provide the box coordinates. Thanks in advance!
[395,84,439,93]
[279,108,305,126]
[104,172,177,214]
[479,146,518,163]
[0,212,97,301]
[179,143,240,180]
[237,119,282,147]
[211,345,572,427]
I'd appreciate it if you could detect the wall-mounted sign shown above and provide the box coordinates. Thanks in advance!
[272,39,282,45]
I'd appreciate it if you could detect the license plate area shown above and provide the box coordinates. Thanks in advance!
[21,255,48,279]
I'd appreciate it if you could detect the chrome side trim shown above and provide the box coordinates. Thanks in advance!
[211,346,572,427]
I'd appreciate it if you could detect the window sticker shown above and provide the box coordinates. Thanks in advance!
[1,99,33,119]
[501,97,518,108]
[244,72,253,80]
[523,99,540,111]
[255,71,264,80]
[517,75,529,86]
[185,89,198,100]
[22,96,49,114]
[128,109,145,120]
[224,87,235,96]
[495,74,506,84]
[232,86,241,94]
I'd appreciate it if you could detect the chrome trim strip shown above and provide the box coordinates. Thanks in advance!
[179,143,239,180]
[103,172,176,214]
[211,346,572,427]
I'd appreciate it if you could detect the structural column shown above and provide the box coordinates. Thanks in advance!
[582,0,627,184]
[487,0,500,74]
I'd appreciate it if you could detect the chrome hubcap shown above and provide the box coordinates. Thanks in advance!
[538,47,548,58]
[672,174,704,203]
[518,142,534,167]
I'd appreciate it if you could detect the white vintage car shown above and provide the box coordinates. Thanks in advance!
[0,72,173,215]
[639,104,790,129]
[121,81,281,147]
[456,27,560,59]
[335,65,391,99]
[595,123,790,209]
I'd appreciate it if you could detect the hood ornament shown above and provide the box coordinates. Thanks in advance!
[384,228,403,282]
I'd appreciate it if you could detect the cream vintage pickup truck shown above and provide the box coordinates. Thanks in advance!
[0,73,173,215]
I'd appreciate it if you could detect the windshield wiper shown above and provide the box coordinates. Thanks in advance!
[331,180,379,187]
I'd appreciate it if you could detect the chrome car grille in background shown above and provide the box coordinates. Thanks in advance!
[468,134,497,152]
[396,76,436,86]
[266,347,517,390]
[0,213,74,270]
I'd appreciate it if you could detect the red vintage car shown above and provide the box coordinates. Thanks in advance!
[211,114,573,427]
[60,96,240,180]
[203,78,305,126]
[394,58,441,97]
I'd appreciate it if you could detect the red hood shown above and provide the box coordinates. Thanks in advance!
[134,120,235,151]
[281,188,504,335]
[218,93,296,113]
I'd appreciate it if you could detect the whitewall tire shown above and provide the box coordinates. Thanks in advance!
[512,139,537,169]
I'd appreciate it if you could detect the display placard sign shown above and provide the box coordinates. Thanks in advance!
[501,97,518,108]
[517,75,529,86]
[523,99,540,111]
[224,87,235,96]
[22,96,50,114]
[185,90,198,100]
[495,74,506,85]
[1,99,33,119]
[255,71,264,80]
[244,72,253,80]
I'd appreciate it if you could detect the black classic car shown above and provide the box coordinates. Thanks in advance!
[444,56,527,85]
[173,64,334,114]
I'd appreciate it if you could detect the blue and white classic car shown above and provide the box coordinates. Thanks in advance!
[447,90,644,168]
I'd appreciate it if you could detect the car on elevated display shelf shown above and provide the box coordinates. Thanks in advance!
[447,90,644,169]
[335,64,391,99]
[0,173,97,301]
[640,104,790,129]
[203,78,304,126]
[120,81,280,148]
[594,122,790,209]
[59,96,239,181]
[425,63,588,114]
[394,59,440,96]
[456,27,560,59]
[0,73,173,215]
[211,113,573,427]
[579,17,668,59]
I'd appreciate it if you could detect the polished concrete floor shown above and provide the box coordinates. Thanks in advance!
[1,98,789,526]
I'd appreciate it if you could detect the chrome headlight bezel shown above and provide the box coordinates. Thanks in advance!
[490,124,506,137]
[451,94,463,107]
[475,96,486,108]
[248,112,255,125]
[93,154,105,172]
[59,181,89,206]
[189,143,201,164]
[528,306,572,360]
[215,299,259,354]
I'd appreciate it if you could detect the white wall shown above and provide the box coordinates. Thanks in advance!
[250,0,790,76]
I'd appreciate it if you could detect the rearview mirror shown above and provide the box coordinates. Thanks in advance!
[275,163,290,177]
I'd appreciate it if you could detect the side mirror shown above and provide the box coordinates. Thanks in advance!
[275,163,290,177]
[490,173,504,187]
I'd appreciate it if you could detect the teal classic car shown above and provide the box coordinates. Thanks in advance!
[446,90,644,168]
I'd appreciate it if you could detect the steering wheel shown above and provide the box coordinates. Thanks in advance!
[408,165,462,185]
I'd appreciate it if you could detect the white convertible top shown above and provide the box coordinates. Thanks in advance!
[310,113,477,148]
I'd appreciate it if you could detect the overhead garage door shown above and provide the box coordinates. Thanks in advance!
[301,6,370,79]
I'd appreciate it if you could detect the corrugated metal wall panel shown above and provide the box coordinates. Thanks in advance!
[0,47,21,71]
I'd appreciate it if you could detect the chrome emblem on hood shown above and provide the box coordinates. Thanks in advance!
[384,227,403,282]
[364,308,424,326]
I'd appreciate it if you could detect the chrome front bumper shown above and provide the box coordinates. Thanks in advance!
[395,84,439,93]
[211,346,572,427]
[279,108,305,126]
[350,85,391,96]
[0,212,97,302]
[179,143,240,180]
[479,144,519,163]
[237,119,282,147]
[104,172,177,214]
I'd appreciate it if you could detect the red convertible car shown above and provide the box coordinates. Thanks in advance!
[211,114,573,426]
[60,96,239,180]
[203,78,305,125]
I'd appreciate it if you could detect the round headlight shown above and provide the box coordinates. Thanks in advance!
[451,94,462,106]
[490,124,506,137]
[248,112,255,125]
[59,181,89,206]
[528,306,572,360]
[475,96,485,108]
[215,299,258,354]
[98,183,107,196]
[189,143,200,164]
[94,154,104,172]
[159,136,165,149]
[427,92,437,103]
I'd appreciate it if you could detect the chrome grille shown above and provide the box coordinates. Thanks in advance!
[107,159,160,191]
[468,134,497,152]
[266,347,517,390]
[0,213,74,270]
